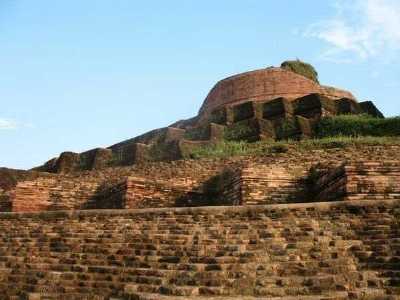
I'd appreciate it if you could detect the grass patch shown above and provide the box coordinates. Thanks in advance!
[315,114,400,138]
[276,119,300,140]
[188,141,259,159]
[186,136,400,159]
[224,120,259,142]
[281,59,319,83]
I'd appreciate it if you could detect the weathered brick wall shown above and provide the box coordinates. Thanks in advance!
[0,189,10,212]
[0,200,398,299]
[240,164,308,205]
[0,168,54,208]
[218,168,243,205]
[10,177,105,212]
[314,161,400,202]
[122,176,202,209]
[7,159,236,212]
[199,68,355,119]
[6,146,400,212]
[219,163,308,206]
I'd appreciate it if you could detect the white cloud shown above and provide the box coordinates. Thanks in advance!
[305,0,400,61]
[0,118,18,130]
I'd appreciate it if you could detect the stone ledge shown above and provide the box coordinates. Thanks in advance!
[0,199,399,220]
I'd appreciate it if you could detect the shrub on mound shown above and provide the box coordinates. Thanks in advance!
[315,114,400,138]
[281,59,319,83]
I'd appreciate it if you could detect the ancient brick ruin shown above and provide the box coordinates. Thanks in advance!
[1,144,400,299]
[0,64,399,299]
[33,64,383,174]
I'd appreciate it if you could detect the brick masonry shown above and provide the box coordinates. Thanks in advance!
[199,68,355,119]
[10,177,104,212]
[32,67,385,173]
[220,163,308,206]
[1,147,400,299]
[122,176,203,209]
[8,158,235,212]
[0,200,398,299]
[5,146,400,212]
[314,161,400,202]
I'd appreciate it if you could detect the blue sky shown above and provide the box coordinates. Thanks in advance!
[1,0,399,169]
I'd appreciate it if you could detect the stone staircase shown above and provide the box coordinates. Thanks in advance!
[0,201,398,299]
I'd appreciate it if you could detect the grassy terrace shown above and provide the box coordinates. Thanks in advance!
[315,114,400,138]
[185,114,400,159]
[186,136,400,159]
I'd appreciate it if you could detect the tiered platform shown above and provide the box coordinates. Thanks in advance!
[0,200,399,299]
[1,146,400,299]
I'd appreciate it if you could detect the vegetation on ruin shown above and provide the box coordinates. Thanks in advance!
[275,118,300,140]
[281,59,319,83]
[316,114,400,138]
[209,108,227,124]
[224,120,259,142]
[184,125,210,141]
[186,136,400,159]
[232,101,254,122]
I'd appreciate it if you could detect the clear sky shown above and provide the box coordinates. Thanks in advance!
[1,0,399,169]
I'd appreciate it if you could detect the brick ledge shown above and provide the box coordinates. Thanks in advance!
[0,199,399,219]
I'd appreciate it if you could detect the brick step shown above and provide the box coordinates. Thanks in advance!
[361,239,400,246]
[378,270,400,278]
[122,291,351,300]
[357,231,400,237]
[0,230,372,239]
[360,262,400,270]
[0,251,364,265]
[125,282,352,298]
[125,283,202,296]
[0,254,261,269]
[0,260,362,278]
[0,230,340,240]
[0,277,124,294]
[255,274,351,290]
[0,229,270,236]
[2,265,378,296]
[0,284,360,300]
[0,266,249,288]
[0,248,264,262]
[0,255,364,276]
[0,241,359,252]
[357,255,400,263]
[15,293,111,300]
[348,288,396,299]
[0,238,273,249]
[3,235,384,247]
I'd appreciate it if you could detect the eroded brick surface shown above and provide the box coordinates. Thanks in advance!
[314,161,400,202]
[5,146,400,212]
[199,68,355,119]
[0,201,398,299]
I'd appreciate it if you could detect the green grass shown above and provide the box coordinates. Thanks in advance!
[281,59,319,83]
[224,120,259,142]
[186,136,400,159]
[276,119,300,140]
[315,114,400,138]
